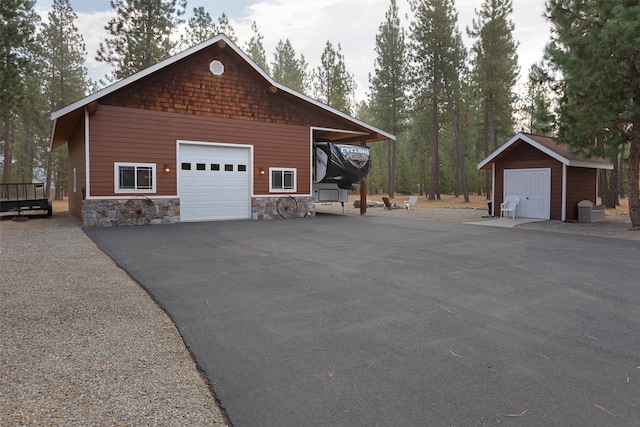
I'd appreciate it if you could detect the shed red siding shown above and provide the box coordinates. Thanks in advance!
[493,142,564,220]
[88,105,310,197]
[565,167,597,221]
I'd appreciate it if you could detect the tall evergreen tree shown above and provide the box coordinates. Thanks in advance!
[38,0,88,198]
[245,21,269,73]
[0,0,39,185]
[271,39,308,94]
[467,0,519,198]
[521,61,556,136]
[369,0,408,198]
[217,12,237,43]
[180,6,217,49]
[96,0,186,81]
[313,41,356,115]
[545,0,640,227]
[410,0,469,201]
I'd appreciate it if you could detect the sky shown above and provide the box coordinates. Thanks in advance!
[35,0,551,102]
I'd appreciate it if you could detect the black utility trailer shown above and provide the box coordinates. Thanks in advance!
[0,183,52,216]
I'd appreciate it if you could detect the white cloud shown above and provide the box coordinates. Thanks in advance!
[75,10,116,82]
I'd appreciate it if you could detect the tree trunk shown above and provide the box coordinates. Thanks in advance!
[628,138,640,228]
[3,117,12,184]
[618,149,625,200]
[483,108,491,199]
[388,139,396,198]
[428,95,439,200]
[419,150,425,196]
[443,76,469,202]
[599,170,613,208]
[45,150,53,198]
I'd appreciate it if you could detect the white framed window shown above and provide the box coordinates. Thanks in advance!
[269,167,296,192]
[114,162,156,194]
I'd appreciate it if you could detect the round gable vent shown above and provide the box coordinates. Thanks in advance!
[209,60,224,76]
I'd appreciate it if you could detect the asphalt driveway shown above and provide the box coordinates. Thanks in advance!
[85,215,640,426]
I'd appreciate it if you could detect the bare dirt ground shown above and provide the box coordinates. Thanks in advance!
[315,193,639,241]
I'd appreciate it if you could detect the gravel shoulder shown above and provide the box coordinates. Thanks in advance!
[0,211,228,426]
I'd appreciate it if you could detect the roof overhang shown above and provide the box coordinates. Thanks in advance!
[50,34,395,150]
[477,133,613,170]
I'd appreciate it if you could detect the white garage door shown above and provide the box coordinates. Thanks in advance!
[179,143,251,221]
[504,168,550,219]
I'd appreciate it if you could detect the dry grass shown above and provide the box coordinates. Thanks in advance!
[52,199,68,212]
[51,195,631,214]
[355,193,491,210]
[359,193,631,214]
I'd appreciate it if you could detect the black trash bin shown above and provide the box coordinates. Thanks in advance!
[487,202,493,216]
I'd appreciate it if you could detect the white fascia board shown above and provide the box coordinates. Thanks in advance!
[477,133,525,169]
[49,118,57,151]
[478,133,570,169]
[567,160,614,170]
[478,132,614,170]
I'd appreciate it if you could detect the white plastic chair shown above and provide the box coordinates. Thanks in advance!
[405,196,418,210]
[500,195,520,219]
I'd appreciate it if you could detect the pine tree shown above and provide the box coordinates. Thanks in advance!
[245,21,269,73]
[0,0,39,185]
[410,0,469,201]
[369,0,408,198]
[96,0,186,81]
[545,0,640,227]
[180,6,218,49]
[38,0,88,198]
[217,13,237,43]
[313,41,356,115]
[467,0,519,198]
[271,39,308,94]
[521,62,556,136]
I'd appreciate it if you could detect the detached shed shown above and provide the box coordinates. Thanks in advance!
[478,133,613,221]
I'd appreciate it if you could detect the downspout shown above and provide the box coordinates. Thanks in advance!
[595,168,600,203]
[491,163,495,216]
[85,109,91,199]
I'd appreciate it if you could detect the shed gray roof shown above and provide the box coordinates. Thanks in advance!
[478,133,613,170]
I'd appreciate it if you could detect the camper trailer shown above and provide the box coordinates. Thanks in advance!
[313,141,371,203]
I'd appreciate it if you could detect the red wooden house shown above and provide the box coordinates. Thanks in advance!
[478,133,613,221]
[50,35,394,226]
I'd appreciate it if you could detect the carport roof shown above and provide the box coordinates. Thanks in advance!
[50,34,395,150]
[477,133,614,170]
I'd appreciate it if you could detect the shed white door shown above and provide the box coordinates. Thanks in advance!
[504,168,550,219]
[178,143,251,221]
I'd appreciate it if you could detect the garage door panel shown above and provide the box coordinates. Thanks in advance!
[179,144,251,221]
[504,168,550,219]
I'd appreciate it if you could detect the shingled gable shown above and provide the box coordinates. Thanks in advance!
[50,33,394,149]
[478,133,613,170]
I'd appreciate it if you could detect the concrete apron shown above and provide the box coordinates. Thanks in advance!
[465,217,548,228]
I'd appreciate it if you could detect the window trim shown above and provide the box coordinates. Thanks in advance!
[114,162,157,194]
[269,167,296,193]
